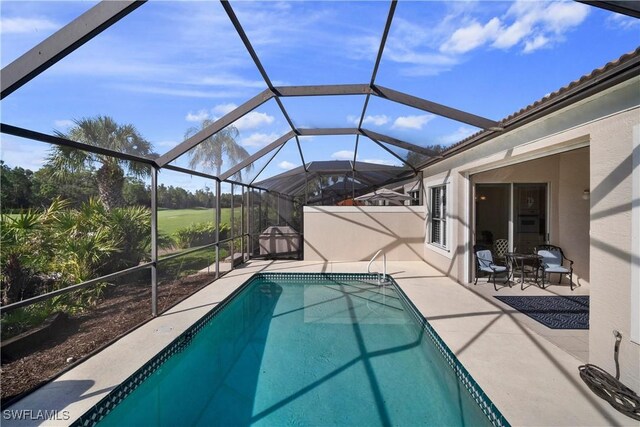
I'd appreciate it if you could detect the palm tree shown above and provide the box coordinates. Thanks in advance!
[185,121,251,179]
[50,116,154,210]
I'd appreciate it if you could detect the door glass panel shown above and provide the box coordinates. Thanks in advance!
[475,184,510,249]
[514,184,547,254]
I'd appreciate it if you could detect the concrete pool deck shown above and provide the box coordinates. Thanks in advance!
[4,260,635,426]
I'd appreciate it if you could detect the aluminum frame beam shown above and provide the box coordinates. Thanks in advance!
[298,128,359,136]
[249,140,288,185]
[360,129,442,158]
[294,127,439,158]
[220,0,297,131]
[154,82,499,170]
[274,84,371,97]
[221,0,274,88]
[367,137,417,172]
[1,1,145,99]
[355,0,397,170]
[272,84,500,130]
[577,1,640,18]
[369,1,397,87]
[150,166,158,316]
[1,123,157,166]
[162,164,271,193]
[295,136,307,172]
[219,131,296,181]
[156,88,273,166]
[371,85,502,130]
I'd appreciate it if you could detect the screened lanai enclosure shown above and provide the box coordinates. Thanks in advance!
[1,0,639,404]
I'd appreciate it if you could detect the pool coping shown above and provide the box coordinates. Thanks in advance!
[71,272,509,427]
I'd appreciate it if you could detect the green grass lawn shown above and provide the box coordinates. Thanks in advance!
[158,208,233,236]
[4,207,236,237]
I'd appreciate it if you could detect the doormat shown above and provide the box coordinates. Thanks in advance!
[494,295,589,329]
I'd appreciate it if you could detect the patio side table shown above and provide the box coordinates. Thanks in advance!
[506,253,543,290]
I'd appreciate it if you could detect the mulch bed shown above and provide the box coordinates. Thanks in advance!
[1,273,215,406]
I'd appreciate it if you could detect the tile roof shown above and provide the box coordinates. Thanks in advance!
[433,46,640,162]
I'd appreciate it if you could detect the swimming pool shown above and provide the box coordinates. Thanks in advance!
[73,273,509,426]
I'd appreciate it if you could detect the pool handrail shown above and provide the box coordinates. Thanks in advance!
[367,249,388,284]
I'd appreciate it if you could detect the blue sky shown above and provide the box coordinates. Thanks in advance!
[1,0,638,191]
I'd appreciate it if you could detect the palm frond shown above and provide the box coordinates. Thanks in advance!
[186,123,247,178]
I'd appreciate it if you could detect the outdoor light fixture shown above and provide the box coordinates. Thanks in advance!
[582,189,590,200]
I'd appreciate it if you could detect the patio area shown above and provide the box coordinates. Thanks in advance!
[469,275,590,363]
[1,0,639,424]
[5,260,631,426]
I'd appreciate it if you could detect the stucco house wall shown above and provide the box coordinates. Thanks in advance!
[420,77,640,392]
[303,206,426,262]
[588,107,639,394]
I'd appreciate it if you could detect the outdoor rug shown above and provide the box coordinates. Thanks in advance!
[494,295,589,329]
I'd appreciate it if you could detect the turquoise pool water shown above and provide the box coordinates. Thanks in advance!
[79,273,507,426]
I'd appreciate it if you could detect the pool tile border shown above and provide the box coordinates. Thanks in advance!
[391,278,511,427]
[72,272,509,427]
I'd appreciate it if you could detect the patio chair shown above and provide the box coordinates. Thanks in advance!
[535,244,574,290]
[473,244,509,291]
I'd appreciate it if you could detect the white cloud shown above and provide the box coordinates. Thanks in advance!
[213,103,237,115]
[110,84,242,99]
[331,150,355,160]
[523,35,550,53]
[441,18,501,54]
[347,114,390,126]
[234,111,275,131]
[374,17,460,76]
[209,104,275,130]
[542,2,590,33]
[153,140,180,149]
[440,0,590,55]
[606,13,640,30]
[185,110,210,122]
[278,161,297,170]
[0,17,59,34]
[436,126,477,146]
[240,132,279,148]
[53,119,74,130]
[492,20,531,49]
[197,75,265,89]
[0,136,49,171]
[392,114,434,130]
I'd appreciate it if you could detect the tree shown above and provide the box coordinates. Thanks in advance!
[49,116,154,210]
[0,161,34,210]
[123,177,151,207]
[32,164,98,209]
[184,121,251,179]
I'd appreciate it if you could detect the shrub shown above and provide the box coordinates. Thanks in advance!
[173,222,229,249]
[1,198,153,310]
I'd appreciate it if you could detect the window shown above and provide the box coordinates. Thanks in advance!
[409,190,420,206]
[430,185,447,248]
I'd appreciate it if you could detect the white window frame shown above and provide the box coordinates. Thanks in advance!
[427,180,452,257]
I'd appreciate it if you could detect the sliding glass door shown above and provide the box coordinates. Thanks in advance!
[475,184,510,247]
[474,183,548,253]
[514,184,547,254]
